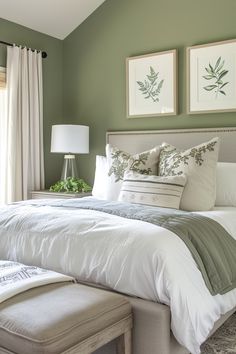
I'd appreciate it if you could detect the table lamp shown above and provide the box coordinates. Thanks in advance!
[51,124,89,180]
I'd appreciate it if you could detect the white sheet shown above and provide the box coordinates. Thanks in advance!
[0,197,236,354]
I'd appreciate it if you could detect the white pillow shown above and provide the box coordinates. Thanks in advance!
[106,144,160,201]
[216,162,236,206]
[158,137,220,211]
[92,155,108,200]
[118,171,187,209]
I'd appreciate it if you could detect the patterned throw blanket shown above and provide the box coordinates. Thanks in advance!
[36,198,236,296]
[0,261,74,303]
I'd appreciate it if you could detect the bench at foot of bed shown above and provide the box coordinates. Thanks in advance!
[0,283,132,354]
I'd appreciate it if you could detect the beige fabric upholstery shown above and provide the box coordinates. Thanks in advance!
[93,291,235,354]
[0,279,233,354]
[0,283,131,354]
[0,349,13,354]
[94,292,179,354]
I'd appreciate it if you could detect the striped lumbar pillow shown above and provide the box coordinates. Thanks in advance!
[118,172,187,209]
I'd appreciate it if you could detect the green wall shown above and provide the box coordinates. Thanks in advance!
[1,0,236,187]
[0,18,64,187]
[63,0,236,185]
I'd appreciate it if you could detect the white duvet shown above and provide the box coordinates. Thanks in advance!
[0,198,236,354]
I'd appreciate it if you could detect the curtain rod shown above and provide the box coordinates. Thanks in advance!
[0,40,47,58]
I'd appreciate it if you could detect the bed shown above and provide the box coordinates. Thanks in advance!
[0,127,236,354]
[103,127,236,354]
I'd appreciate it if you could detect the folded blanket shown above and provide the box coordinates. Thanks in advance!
[0,260,74,303]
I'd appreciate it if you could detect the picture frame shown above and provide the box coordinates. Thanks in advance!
[187,39,236,114]
[126,49,177,118]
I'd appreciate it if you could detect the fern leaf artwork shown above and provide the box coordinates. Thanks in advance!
[203,57,229,98]
[137,66,164,103]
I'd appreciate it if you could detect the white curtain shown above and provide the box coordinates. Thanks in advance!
[1,46,45,204]
[0,88,7,204]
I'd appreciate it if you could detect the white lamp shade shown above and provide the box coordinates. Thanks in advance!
[51,125,89,154]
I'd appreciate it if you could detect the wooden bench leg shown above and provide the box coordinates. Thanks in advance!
[116,330,132,354]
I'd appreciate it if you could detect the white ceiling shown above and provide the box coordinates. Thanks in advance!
[0,0,106,40]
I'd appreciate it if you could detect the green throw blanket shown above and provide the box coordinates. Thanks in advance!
[34,198,236,295]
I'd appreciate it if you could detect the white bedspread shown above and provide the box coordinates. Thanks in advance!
[0,198,236,354]
[0,260,73,303]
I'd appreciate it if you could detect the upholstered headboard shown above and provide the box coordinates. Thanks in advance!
[106,127,236,162]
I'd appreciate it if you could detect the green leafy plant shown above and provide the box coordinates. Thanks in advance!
[49,177,92,193]
[203,57,229,98]
[137,66,164,103]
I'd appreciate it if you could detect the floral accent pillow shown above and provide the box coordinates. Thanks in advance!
[158,137,220,211]
[105,144,160,200]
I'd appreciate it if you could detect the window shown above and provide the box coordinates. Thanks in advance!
[0,67,7,204]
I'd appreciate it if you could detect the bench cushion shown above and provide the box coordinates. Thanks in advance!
[0,283,131,354]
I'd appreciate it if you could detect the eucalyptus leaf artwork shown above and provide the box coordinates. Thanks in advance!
[137,66,164,103]
[203,57,229,98]
[127,49,176,117]
[188,39,236,114]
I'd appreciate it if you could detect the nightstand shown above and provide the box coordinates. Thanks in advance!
[31,190,92,200]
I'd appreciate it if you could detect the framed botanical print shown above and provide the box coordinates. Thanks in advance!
[187,39,236,114]
[126,49,177,118]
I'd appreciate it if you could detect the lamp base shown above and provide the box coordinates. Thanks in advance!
[61,155,79,180]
